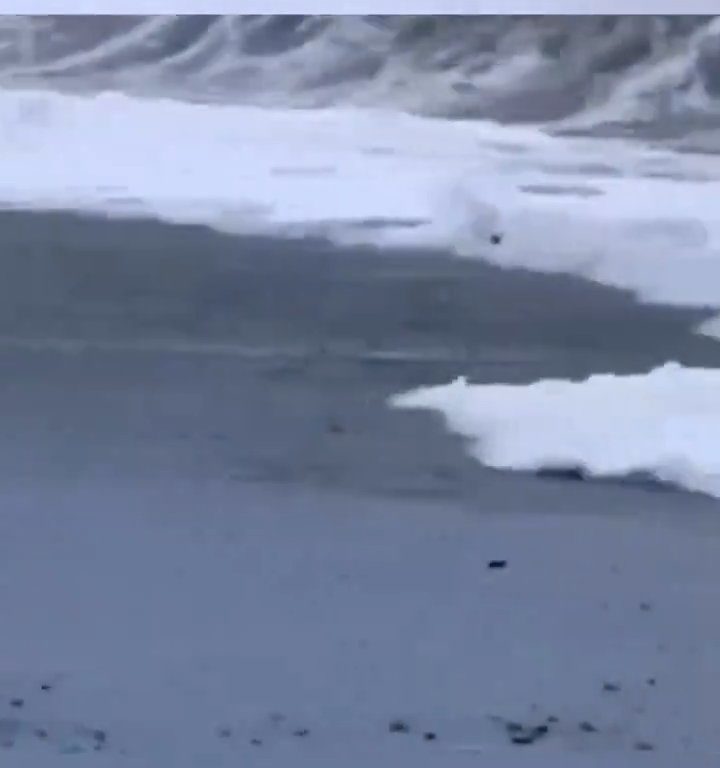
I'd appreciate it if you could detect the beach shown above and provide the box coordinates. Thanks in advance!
[1,210,719,766]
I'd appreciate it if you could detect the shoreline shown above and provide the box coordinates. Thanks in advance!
[0,209,718,765]
[2,208,720,505]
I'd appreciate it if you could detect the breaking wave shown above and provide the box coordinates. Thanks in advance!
[1,15,720,143]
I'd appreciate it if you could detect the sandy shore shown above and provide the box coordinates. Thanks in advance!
[0,210,718,766]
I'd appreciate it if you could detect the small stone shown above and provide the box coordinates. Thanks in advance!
[487,560,507,570]
[579,721,598,733]
[293,728,310,738]
[634,741,655,752]
[9,699,23,709]
[40,684,52,692]
[92,728,107,752]
[490,233,503,245]
[216,726,232,739]
[603,682,621,693]
[327,419,345,435]
[639,602,653,612]
[647,677,657,687]
[35,729,48,740]
[389,720,410,734]
[423,732,437,741]
[506,722,549,746]
[547,716,559,724]
[250,738,263,746]
[510,734,535,745]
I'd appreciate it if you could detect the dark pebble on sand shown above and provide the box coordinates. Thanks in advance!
[487,560,507,570]
[535,466,585,481]
[327,419,346,435]
[251,738,263,746]
[508,723,549,745]
[35,728,48,740]
[547,716,559,724]
[423,732,437,741]
[389,720,410,734]
[216,726,232,739]
[647,677,656,687]
[510,733,535,745]
[639,601,653,612]
[93,729,107,744]
[603,682,621,692]
[293,728,310,738]
[490,233,503,245]
[40,684,52,692]
[9,699,23,709]
[579,721,598,733]
[634,741,655,751]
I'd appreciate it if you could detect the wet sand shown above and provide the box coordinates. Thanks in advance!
[1,210,719,766]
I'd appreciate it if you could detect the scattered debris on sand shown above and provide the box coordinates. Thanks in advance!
[579,720,598,733]
[327,418,346,435]
[389,719,410,734]
[634,740,655,751]
[501,719,550,746]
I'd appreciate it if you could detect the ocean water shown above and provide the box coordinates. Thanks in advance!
[2,15,720,494]
[1,15,719,767]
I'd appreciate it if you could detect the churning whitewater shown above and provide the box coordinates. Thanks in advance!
[2,15,720,137]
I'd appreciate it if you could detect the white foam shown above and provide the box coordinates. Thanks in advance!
[3,88,720,330]
[391,362,720,498]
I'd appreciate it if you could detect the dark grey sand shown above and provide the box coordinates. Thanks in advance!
[1,209,719,514]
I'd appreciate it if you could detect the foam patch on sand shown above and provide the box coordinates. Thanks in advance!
[391,362,720,498]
